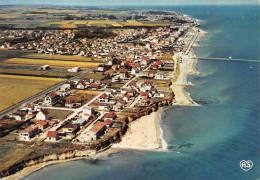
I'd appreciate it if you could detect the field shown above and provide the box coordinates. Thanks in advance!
[23,54,105,62]
[83,73,107,80]
[157,53,174,60]
[0,74,63,112]
[0,69,46,76]
[66,90,100,104]
[3,58,101,69]
[46,109,73,119]
[37,20,171,28]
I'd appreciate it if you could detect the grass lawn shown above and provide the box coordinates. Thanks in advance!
[46,109,73,120]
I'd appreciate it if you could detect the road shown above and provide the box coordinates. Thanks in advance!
[0,70,90,118]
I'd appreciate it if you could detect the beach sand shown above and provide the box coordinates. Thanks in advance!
[112,109,162,150]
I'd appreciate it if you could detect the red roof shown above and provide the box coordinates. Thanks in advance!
[144,80,153,85]
[105,112,117,119]
[123,94,131,99]
[99,93,108,99]
[104,119,113,126]
[47,131,58,138]
[128,89,136,93]
[65,99,74,104]
[144,97,150,102]
[107,52,115,57]
[39,120,47,127]
[25,103,34,108]
[48,92,58,99]
[119,99,126,106]
[141,92,149,97]
[40,109,49,116]
[120,69,128,73]
[129,81,137,86]
[142,57,150,61]
[92,84,100,88]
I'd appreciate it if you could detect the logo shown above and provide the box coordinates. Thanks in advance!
[240,160,253,172]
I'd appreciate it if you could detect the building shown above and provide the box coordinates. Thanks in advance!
[47,131,59,141]
[45,91,59,105]
[65,99,75,108]
[104,119,113,127]
[99,93,109,103]
[104,112,117,121]
[35,109,49,120]
[74,119,87,126]
[19,126,40,141]
[87,121,106,141]
[38,120,48,131]
[68,67,80,72]
[155,72,165,79]
[62,123,79,133]
[82,106,94,116]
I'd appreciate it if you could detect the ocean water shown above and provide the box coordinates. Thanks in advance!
[23,5,259,180]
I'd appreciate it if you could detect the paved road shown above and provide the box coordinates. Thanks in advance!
[0,70,90,118]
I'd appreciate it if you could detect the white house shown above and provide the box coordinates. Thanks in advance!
[155,72,165,79]
[35,109,49,120]
[45,92,59,105]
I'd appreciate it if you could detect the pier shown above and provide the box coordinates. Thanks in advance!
[197,57,260,63]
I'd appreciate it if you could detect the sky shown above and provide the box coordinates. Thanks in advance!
[0,0,258,6]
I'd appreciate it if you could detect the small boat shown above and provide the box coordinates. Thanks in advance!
[249,66,253,69]
[229,56,232,59]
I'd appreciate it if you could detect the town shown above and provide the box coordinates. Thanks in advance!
[0,7,200,178]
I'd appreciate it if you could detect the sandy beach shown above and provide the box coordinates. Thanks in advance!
[112,109,163,150]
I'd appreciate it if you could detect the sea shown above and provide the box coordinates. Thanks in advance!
[23,5,259,180]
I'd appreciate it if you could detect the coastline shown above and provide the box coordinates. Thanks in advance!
[2,28,205,180]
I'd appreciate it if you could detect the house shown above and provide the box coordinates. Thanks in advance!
[74,119,87,126]
[65,99,75,108]
[77,81,88,89]
[38,65,50,71]
[128,81,137,88]
[119,69,128,79]
[97,65,105,72]
[104,112,117,121]
[82,106,94,116]
[99,93,109,103]
[45,91,59,105]
[140,97,150,106]
[127,89,137,97]
[38,120,48,131]
[23,103,35,111]
[62,123,79,133]
[47,131,59,141]
[35,109,49,120]
[19,126,40,141]
[60,83,72,92]
[141,92,149,98]
[104,119,113,127]
[155,72,165,79]
[123,94,131,101]
[99,104,110,110]
[118,99,127,107]
[91,84,100,90]
[112,104,123,111]
[68,67,80,72]
[87,121,106,141]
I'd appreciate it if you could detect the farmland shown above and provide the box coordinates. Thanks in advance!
[0,74,63,111]
[23,54,105,62]
[3,58,102,69]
